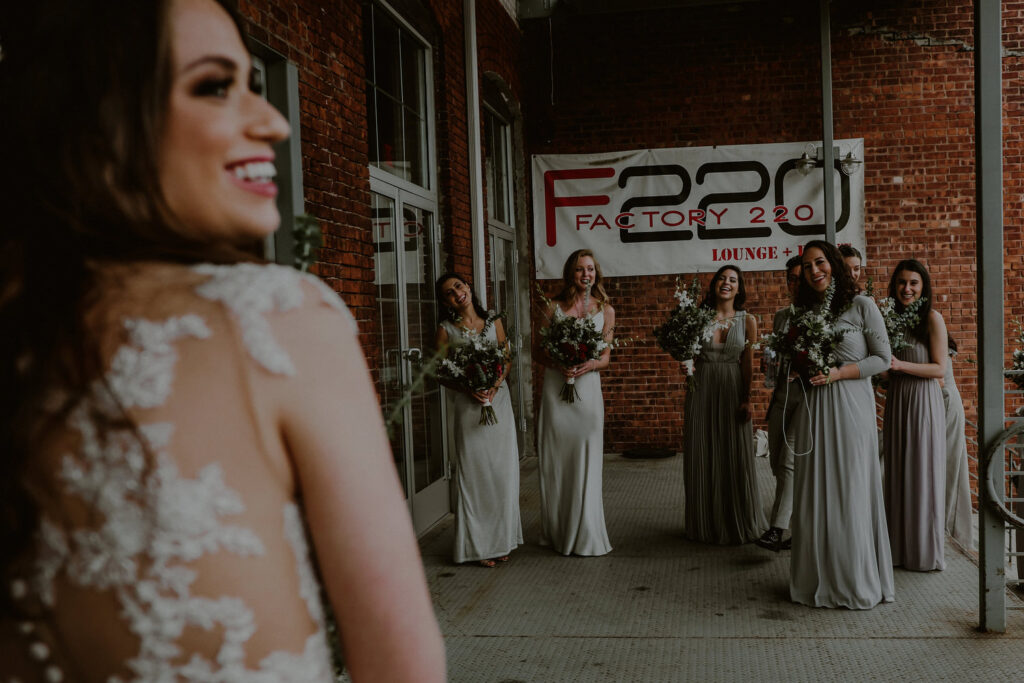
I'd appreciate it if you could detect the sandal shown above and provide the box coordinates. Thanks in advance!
[478,559,497,568]
[497,556,510,563]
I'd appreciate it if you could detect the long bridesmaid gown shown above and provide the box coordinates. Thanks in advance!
[790,295,895,609]
[883,338,946,571]
[537,306,612,556]
[683,311,766,544]
[941,356,975,549]
[442,320,523,563]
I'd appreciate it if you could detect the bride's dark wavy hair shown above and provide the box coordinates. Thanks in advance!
[887,259,934,343]
[700,264,747,311]
[795,240,859,314]
[0,0,253,615]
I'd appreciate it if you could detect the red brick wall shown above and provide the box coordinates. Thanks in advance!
[238,0,523,380]
[522,0,1024,451]
[237,0,1023,458]
[239,0,380,369]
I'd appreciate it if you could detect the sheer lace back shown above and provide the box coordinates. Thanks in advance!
[5,262,348,682]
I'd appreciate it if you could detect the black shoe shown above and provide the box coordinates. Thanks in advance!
[755,527,783,552]
[780,537,792,551]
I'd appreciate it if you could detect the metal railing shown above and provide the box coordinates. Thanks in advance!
[875,376,1023,604]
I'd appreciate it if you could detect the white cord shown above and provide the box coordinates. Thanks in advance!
[780,359,814,457]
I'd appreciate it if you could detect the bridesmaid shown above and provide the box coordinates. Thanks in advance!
[790,240,894,609]
[536,249,614,556]
[882,260,947,571]
[942,336,975,550]
[683,264,765,544]
[435,273,523,567]
[839,244,864,293]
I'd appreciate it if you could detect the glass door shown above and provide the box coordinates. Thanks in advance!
[372,189,448,532]
[489,229,527,455]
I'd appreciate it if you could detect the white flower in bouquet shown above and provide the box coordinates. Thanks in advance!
[536,284,623,403]
[438,313,509,425]
[653,277,718,366]
[877,295,926,353]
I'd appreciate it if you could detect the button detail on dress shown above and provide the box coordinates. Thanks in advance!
[10,579,27,600]
[29,641,50,661]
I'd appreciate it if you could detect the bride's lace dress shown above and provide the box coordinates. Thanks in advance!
[2,262,350,682]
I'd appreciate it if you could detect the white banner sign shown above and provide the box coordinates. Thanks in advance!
[532,140,865,278]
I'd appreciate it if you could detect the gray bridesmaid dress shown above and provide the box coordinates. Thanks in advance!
[443,321,523,563]
[790,295,895,609]
[683,311,766,545]
[942,357,974,549]
[537,307,612,556]
[883,338,946,571]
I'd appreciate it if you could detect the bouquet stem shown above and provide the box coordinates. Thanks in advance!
[479,400,498,425]
[559,377,580,403]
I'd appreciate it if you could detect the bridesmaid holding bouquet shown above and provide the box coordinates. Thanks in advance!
[536,250,615,556]
[682,264,765,545]
[882,260,947,571]
[435,274,523,568]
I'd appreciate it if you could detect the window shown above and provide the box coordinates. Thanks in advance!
[365,3,431,189]
[484,107,513,227]
[250,48,304,265]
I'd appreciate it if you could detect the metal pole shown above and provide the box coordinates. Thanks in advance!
[465,0,488,305]
[819,0,836,245]
[975,0,1006,633]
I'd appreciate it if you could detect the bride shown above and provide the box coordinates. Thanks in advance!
[0,1,445,680]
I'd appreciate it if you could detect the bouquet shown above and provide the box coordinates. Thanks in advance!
[438,315,509,425]
[538,286,611,403]
[653,277,718,376]
[758,280,852,382]
[877,296,927,353]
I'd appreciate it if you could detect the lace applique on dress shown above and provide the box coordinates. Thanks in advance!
[254,504,331,680]
[194,263,354,375]
[20,299,331,681]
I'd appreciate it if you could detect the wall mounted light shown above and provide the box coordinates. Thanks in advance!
[795,143,863,176]
[796,152,817,176]
[840,150,863,176]
[795,142,818,176]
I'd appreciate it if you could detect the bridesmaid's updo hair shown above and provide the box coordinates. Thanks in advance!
[701,264,747,310]
[434,273,488,322]
[556,249,609,306]
[795,239,858,314]
[887,259,934,344]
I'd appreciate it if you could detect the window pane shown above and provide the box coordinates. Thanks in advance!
[485,110,511,224]
[403,109,426,187]
[367,90,379,170]
[371,193,408,493]
[401,33,425,115]
[372,94,408,181]
[401,205,443,493]
[363,4,431,189]
[372,10,402,99]
[484,113,497,221]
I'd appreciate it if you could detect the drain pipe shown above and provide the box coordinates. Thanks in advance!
[464,0,488,305]
[818,0,836,245]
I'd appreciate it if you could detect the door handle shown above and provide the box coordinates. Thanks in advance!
[384,348,402,385]
[402,347,422,364]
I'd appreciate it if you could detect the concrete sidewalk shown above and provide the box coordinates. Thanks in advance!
[420,452,1024,682]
